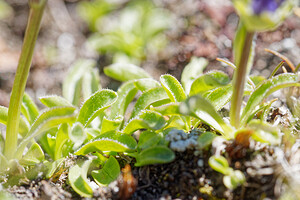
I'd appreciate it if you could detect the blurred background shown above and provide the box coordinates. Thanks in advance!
[0,0,299,107]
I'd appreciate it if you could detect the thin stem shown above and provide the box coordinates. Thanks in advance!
[4,0,47,159]
[230,31,255,128]
[269,61,284,78]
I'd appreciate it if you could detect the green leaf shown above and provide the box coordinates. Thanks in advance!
[68,159,93,197]
[179,95,233,138]
[104,63,151,82]
[198,132,217,149]
[69,122,86,148]
[181,57,208,94]
[208,155,230,175]
[138,131,162,150]
[131,87,168,118]
[241,73,300,125]
[223,170,245,189]
[15,106,77,159]
[202,85,233,111]
[100,116,123,134]
[123,111,166,134]
[135,146,175,167]
[21,93,39,124]
[151,103,180,116]
[134,78,160,92]
[189,71,230,96]
[75,132,137,155]
[160,74,187,102]
[54,124,70,160]
[44,158,64,178]
[20,142,44,165]
[248,120,280,145]
[39,95,72,107]
[92,156,120,186]
[77,89,117,127]
[110,81,138,119]
[63,59,96,105]
[82,68,101,100]
[0,105,29,136]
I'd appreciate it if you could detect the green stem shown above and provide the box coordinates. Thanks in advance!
[4,0,47,159]
[230,31,255,128]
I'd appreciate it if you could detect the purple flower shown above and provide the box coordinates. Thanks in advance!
[252,0,284,14]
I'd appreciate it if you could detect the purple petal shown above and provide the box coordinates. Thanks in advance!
[252,0,285,14]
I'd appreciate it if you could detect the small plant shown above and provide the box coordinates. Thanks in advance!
[0,0,299,198]
[78,0,172,64]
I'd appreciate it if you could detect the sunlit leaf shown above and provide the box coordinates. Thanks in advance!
[68,159,93,197]
[134,78,160,92]
[181,57,208,94]
[123,111,166,134]
[160,74,186,102]
[241,73,300,125]
[20,143,44,165]
[63,59,96,105]
[104,63,151,82]
[100,116,123,134]
[248,120,281,145]
[189,71,230,96]
[69,122,86,149]
[21,93,39,124]
[110,81,137,119]
[131,87,168,118]
[44,158,64,178]
[39,95,72,107]
[77,89,117,127]
[75,132,137,155]
[15,106,77,159]
[0,105,29,136]
[82,68,101,100]
[179,95,233,138]
[54,124,70,160]
[135,146,175,166]
[202,85,233,111]
[208,155,230,175]
[92,156,120,186]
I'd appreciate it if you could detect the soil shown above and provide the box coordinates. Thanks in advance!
[1,0,300,200]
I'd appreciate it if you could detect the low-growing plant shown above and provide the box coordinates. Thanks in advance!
[0,0,300,198]
[78,0,172,64]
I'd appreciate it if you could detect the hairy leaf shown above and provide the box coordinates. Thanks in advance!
[92,156,120,186]
[82,68,101,100]
[63,59,96,105]
[160,74,186,102]
[20,142,44,165]
[68,159,93,197]
[181,57,208,94]
[202,85,233,111]
[135,146,175,166]
[134,78,160,92]
[77,89,117,127]
[123,111,166,134]
[75,132,137,155]
[54,124,70,160]
[110,81,137,119]
[0,105,29,136]
[104,63,151,82]
[131,87,168,118]
[39,95,72,107]
[241,73,300,125]
[21,93,39,124]
[100,116,123,134]
[180,95,233,138]
[189,71,230,96]
[138,131,162,150]
[15,106,77,159]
